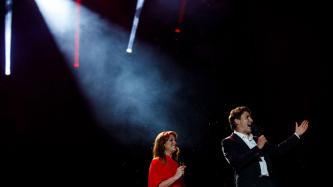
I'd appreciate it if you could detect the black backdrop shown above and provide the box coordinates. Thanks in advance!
[2,0,330,186]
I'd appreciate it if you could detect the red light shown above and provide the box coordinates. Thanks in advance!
[74,63,79,68]
[175,28,181,33]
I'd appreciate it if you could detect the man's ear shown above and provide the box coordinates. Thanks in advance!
[234,119,240,126]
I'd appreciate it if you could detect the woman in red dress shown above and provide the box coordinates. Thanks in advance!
[148,131,186,187]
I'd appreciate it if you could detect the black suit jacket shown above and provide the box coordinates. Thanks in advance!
[221,133,300,187]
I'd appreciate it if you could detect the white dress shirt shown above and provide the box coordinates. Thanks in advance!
[234,131,269,176]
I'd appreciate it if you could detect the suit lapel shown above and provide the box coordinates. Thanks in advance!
[231,133,251,151]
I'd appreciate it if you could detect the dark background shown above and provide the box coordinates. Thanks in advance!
[2,0,330,186]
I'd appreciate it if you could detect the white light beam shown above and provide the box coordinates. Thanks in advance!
[5,0,13,76]
[126,0,145,53]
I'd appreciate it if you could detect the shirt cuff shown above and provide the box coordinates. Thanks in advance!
[294,132,300,139]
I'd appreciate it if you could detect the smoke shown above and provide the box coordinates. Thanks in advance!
[36,0,189,144]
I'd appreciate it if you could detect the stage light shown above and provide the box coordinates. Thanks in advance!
[126,48,133,53]
[35,0,80,68]
[126,0,145,53]
[35,0,72,31]
[5,0,13,76]
[74,0,81,68]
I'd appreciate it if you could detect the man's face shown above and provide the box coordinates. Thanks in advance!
[235,111,253,135]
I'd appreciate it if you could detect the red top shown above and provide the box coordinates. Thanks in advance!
[148,155,184,187]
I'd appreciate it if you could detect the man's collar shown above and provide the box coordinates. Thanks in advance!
[234,131,253,140]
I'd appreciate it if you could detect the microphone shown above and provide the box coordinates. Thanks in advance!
[251,123,269,152]
[251,123,261,137]
[251,123,266,156]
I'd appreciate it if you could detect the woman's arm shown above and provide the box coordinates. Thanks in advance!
[158,166,185,187]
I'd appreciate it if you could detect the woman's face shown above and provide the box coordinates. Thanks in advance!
[164,134,177,155]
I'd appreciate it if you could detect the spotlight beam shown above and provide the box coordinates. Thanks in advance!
[126,0,145,53]
[74,0,81,68]
[5,0,13,76]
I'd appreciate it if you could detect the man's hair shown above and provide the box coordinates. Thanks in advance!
[228,106,251,130]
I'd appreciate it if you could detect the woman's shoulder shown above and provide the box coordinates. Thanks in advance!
[152,157,162,162]
[150,157,164,166]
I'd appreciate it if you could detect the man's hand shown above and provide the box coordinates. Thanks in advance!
[257,135,267,149]
[295,120,309,136]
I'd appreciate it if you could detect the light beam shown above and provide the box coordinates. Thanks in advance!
[5,0,13,76]
[126,0,145,53]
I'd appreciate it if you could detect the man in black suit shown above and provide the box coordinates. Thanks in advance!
[221,106,309,187]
